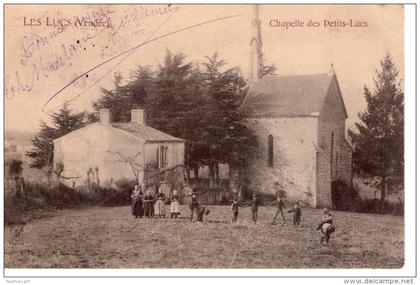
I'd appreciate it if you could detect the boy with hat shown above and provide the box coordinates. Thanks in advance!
[231,198,240,223]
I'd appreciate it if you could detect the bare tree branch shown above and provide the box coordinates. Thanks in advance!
[107,151,145,182]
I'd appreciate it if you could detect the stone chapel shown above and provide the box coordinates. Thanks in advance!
[241,6,352,207]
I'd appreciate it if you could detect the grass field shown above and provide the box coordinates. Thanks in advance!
[4,205,404,269]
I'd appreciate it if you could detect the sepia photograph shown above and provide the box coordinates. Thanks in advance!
[3,2,411,277]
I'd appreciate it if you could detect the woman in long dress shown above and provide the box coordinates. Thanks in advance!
[131,185,143,218]
[170,190,180,218]
[154,187,166,218]
[143,190,154,218]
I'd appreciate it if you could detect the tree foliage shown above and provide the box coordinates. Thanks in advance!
[92,68,155,123]
[348,54,404,211]
[92,50,258,186]
[261,63,277,77]
[27,105,87,180]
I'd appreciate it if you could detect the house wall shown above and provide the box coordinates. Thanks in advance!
[54,123,145,187]
[244,116,319,206]
[144,141,184,169]
[338,141,353,185]
[143,141,185,195]
[317,78,352,207]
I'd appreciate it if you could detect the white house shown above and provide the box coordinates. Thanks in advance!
[53,109,185,193]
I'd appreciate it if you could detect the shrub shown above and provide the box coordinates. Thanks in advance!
[330,180,404,216]
[115,179,137,192]
[82,179,135,206]
[4,178,139,225]
[354,198,403,216]
[96,185,132,206]
[5,192,27,225]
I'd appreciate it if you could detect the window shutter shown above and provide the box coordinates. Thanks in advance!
[156,147,160,168]
[164,146,168,165]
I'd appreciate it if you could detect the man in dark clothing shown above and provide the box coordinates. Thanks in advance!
[287,202,302,226]
[231,199,239,223]
[189,194,199,221]
[269,196,286,225]
[248,194,260,224]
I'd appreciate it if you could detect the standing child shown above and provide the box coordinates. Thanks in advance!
[268,196,286,225]
[189,193,199,221]
[154,187,166,218]
[170,190,180,218]
[287,202,302,226]
[231,199,239,223]
[249,193,261,224]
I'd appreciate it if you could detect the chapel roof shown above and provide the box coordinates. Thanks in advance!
[112,123,184,142]
[241,73,345,117]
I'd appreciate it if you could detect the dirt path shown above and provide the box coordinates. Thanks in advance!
[5,205,404,268]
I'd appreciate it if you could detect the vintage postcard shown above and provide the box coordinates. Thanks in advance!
[3,2,412,278]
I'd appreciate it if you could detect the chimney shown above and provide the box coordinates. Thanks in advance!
[131,109,145,124]
[99,109,111,125]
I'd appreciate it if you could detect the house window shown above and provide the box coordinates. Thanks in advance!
[158,146,168,168]
[268,135,274,167]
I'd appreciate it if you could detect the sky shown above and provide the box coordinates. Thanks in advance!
[4,4,403,133]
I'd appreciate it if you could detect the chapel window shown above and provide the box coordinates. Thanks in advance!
[336,152,339,178]
[268,135,274,167]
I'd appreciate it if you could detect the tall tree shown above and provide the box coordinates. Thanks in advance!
[201,53,257,186]
[27,105,86,182]
[348,54,404,212]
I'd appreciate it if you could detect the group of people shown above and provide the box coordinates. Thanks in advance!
[231,193,335,244]
[230,193,301,225]
[130,185,181,219]
[131,183,336,245]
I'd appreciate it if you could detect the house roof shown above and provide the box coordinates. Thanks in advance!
[112,123,184,142]
[241,73,345,117]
